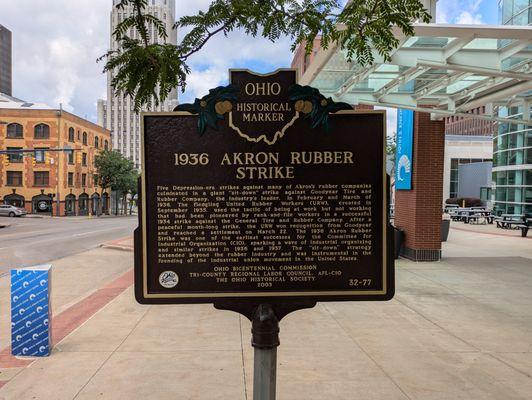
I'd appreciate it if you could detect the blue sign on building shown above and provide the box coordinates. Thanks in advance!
[11,265,52,357]
[395,109,414,190]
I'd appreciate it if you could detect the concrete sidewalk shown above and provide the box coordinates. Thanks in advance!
[1,229,532,400]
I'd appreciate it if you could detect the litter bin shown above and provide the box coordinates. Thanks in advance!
[393,227,404,259]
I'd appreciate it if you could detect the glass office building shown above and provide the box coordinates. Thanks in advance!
[493,0,532,216]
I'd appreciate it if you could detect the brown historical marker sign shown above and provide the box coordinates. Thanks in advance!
[134,69,394,304]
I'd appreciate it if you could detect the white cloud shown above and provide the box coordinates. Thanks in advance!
[185,66,228,99]
[375,107,398,138]
[436,0,485,24]
[2,0,110,121]
[455,11,484,24]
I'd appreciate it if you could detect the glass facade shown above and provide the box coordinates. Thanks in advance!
[493,0,532,216]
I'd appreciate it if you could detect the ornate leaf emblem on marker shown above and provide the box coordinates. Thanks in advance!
[175,81,352,136]
[288,84,352,132]
[174,84,239,135]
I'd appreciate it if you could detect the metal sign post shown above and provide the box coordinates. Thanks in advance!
[252,305,278,400]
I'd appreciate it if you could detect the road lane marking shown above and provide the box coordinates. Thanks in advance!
[73,227,125,237]
[3,227,131,249]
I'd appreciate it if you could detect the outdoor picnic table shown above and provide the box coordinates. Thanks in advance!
[444,204,459,213]
[495,215,531,237]
[449,208,493,224]
[494,214,525,229]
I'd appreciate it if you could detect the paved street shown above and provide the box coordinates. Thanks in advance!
[0,216,137,273]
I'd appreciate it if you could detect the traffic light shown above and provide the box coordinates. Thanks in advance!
[2,154,9,167]
[76,151,82,165]
[32,153,36,167]
[45,151,52,165]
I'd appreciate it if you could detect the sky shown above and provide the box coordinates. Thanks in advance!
[0,0,500,131]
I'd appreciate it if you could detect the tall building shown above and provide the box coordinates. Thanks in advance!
[0,24,12,96]
[1,97,111,216]
[492,0,532,216]
[98,0,178,169]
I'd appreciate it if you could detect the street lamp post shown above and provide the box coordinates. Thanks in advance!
[55,108,62,217]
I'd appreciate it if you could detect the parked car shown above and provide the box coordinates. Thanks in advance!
[0,204,27,217]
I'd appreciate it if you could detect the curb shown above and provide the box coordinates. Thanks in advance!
[100,244,134,252]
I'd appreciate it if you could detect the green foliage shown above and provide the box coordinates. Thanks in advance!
[386,134,396,157]
[386,134,397,169]
[289,84,352,132]
[175,85,239,134]
[100,0,431,111]
[116,168,140,197]
[94,149,138,195]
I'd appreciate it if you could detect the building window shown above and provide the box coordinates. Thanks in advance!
[104,140,109,150]
[35,148,48,163]
[68,127,75,142]
[82,132,88,145]
[68,150,74,165]
[6,171,23,186]
[34,171,49,187]
[82,173,87,187]
[34,123,50,139]
[6,123,23,138]
[82,153,87,166]
[7,147,23,163]
[95,136,99,148]
[68,172,74,187]
[77,130,80,140]
[93,174,99,186]
[449,158,492,199]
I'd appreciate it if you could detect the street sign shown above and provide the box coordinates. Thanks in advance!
[135,69,394,305]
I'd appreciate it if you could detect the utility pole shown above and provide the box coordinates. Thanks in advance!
[55,104,63,217]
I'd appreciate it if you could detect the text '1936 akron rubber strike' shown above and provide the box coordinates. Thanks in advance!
[134,69,394,304]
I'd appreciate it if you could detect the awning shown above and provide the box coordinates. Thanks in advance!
[300,24,532,125]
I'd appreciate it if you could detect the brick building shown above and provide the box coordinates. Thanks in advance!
[0,99,111,216]
[290,36,323,81]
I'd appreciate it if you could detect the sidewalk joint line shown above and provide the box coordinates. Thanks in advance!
[486,352,532,379]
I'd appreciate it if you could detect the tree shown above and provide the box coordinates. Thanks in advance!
[94,150,138,214]
[99,0,430,111]
[115,169,140,215]
[386,133,397,176]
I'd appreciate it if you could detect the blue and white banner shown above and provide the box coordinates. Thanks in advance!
[395,109,414,190]
[11,265,52,357]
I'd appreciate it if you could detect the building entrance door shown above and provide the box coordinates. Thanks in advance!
[32,194,52,214]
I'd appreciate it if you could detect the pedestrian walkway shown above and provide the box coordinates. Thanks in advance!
[0,232,531,399]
